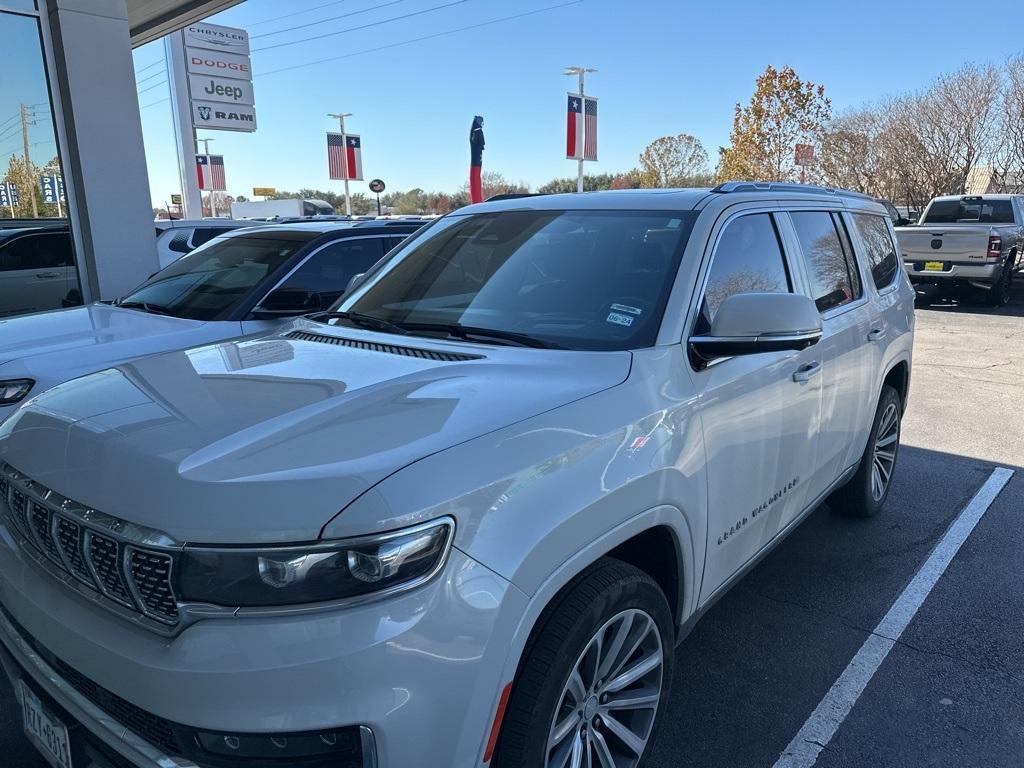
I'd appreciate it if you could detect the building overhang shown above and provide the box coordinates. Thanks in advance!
[128,0,244,47]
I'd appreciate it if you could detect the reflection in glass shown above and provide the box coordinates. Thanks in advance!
[0,10,63,220]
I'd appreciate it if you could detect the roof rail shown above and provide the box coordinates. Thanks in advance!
[711,180,873,201]
[484,193,546,202]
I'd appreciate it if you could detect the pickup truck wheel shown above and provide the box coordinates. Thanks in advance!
[985,262,1013,307]
[492,558,673,768]
[830,384,902,518]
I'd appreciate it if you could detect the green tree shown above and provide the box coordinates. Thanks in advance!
[638,134,711,187]
[716,64,832,183]
[537,173,620,193]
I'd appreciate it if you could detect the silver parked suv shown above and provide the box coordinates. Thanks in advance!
[0,183,914,768]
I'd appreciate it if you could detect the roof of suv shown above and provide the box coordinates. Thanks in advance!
[465,182,884,214]
[224,219,428,238]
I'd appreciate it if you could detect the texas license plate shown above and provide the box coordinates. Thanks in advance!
[21,682,73,768]
[923,261,945,271]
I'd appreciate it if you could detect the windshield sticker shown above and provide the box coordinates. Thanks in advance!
[610,303,642,316]
[606,312,634,327]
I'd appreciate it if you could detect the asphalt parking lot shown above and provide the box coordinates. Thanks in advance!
[2,278,1022,767]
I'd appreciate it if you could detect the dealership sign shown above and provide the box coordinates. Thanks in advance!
[192,101,257,131]
[188,74,254,105]
[182,23,255,133]
[40,175,64,204]
[184,21,250,55]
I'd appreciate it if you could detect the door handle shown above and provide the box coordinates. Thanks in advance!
[35,272,60,279]
[792,361,822,382]
[867,328,886,342]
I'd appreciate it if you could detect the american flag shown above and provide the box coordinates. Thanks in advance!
[566,94,583,160]
[328,132,363,181]
[195,154,226,191]
[583,97,598,161]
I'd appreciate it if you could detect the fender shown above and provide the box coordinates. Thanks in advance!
[475,503,696,763]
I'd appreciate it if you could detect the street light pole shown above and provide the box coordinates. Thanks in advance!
[328,112,353,216]
[565,67,596,193]
[196,137,216,217]
[20,104,38,218]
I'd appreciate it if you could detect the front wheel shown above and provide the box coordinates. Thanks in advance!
[493,558,673,768]
[830,384,902,517]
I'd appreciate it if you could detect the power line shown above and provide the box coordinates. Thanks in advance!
[137,80,167,97]
[134,59,163,77]
[135,68,166,87]
[245,0,351,28]
[140,98,169,110]
[259,0,583,77]
[251,0,407,39]
[251,0,469,53]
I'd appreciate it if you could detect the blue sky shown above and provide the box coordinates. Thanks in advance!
[133,0,1024,206]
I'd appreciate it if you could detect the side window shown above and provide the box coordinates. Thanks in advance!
[850,213,899,290]
[189,227,231,249]
[697,212,790,333]
[279,238,386,306]
[0,235,69,271]
[791,211,861,313]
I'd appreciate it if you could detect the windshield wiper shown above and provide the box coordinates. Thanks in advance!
[312,311,409,336]
[116,300,175,317]
[398,322,561,349]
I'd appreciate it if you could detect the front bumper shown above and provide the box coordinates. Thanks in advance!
[903,259,1001,286]
[0,517,525,768]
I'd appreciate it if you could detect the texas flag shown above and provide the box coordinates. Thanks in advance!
[566,94,583,160]
[195,154,226,191]
[328,133,363,181]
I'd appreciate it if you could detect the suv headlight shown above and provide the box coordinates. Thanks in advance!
[177,518,454,607]
[0,379,34,405]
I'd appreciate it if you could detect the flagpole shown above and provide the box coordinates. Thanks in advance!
[565,67,596,193]
[329,112,353,216]
[197,138,216,217]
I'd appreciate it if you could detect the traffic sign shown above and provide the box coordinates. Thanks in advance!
[795,143,814,166]
[369,179,386,194]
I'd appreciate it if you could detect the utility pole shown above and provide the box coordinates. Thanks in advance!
[197,137,215,217]
[565,67,596,193]
[328,112,353,216]
[20,104,38,218]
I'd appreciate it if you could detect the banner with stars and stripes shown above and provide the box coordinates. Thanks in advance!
[328,132,364,181]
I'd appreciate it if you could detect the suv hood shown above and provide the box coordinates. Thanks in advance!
[0,304,207,366]
[0,322,630,543]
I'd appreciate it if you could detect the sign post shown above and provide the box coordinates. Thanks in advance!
[565,66,598,193]
[369,178,385,216]
[166,22,255,219]
[795,143,814,183]
[40,175,64,217]
[0,183,17,217]
[328,112,361,216]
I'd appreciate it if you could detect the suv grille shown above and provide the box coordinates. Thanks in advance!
[0,464,180,627]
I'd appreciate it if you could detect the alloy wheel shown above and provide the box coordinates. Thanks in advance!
[871,402,900,501]
[545,608,665,768]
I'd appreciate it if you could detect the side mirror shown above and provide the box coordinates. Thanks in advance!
[689,292,822,367]
[895,217,911,227]
[252,287,322,319]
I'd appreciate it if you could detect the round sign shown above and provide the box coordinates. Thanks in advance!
[369,179,386,194]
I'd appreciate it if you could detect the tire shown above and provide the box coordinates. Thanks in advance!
[830,384,902,518]
[985,261,1013,307]
[493,558,674,768]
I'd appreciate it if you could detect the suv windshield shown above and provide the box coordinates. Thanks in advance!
[118,232,313,321]
[923,198,1015,224]
[336,210,698,351]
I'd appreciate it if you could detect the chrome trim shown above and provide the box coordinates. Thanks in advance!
[359,725,378,768]
[0,610,198,768]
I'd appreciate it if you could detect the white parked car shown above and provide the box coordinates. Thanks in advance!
[0,220,423,423]
[0,184,914,768]
[153,218,258,269]
[0,225,76,317]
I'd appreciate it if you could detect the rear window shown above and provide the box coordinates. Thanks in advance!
[923,199,1014,224]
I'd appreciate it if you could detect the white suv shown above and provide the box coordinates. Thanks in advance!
[0,184,914,768]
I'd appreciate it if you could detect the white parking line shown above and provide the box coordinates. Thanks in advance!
[773,466,1015,768]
